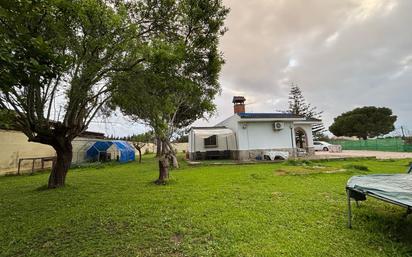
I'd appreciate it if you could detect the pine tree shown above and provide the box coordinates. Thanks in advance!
[288,83,325,138]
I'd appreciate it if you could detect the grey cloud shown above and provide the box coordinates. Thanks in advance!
[195,0,412,134]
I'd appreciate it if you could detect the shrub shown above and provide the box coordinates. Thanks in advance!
[343,164,369,171]
[404,137,412,145]
[286,160,313,166]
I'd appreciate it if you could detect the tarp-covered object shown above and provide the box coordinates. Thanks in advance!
[346,171,412,228]
[86,141,135,163]
[347,174,412,207]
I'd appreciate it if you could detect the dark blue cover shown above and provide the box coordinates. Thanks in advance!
[86,141,135,163]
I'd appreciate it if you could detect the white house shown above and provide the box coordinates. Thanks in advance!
[188,96,321,161]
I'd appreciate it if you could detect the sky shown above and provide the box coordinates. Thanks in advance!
[90,0,412,137]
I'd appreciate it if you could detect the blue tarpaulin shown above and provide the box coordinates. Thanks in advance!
[86,141,135,163]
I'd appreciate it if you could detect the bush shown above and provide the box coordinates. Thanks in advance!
[343,164,369,171]
[286,160,313,166]
[404,137,412,145]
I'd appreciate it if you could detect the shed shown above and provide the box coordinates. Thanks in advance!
[86,141,135,163]
[188,127,237,160]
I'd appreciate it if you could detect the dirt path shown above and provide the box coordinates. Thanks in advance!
[315,150,412,159]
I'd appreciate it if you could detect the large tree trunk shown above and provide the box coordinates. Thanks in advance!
[156,138,161,157]
[48,140,73,188]
[137,147,142,163]
[165,141,179,168]
[155,155,169,185]
[171,155,179,168]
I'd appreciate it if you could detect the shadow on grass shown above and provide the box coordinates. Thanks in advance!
[353,204,412,244]
[35,184,50,191]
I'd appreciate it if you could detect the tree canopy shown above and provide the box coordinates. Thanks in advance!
[111,0,228,184]
[0,0,228,187]
[288,83,325,138]
[329,106,397,140]
[0,108,17,130]
[0,0,143,187]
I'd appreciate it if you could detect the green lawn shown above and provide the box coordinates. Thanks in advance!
[1,156,412,257]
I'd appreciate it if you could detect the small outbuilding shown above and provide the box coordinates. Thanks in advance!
[86,140,135,163]
[188,127,237,160]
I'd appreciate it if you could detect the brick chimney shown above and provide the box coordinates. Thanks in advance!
[232,96,246,114]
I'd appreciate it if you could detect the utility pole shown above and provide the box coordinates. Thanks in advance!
[401,126,406,139]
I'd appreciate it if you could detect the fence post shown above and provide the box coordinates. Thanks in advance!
[396,138,399,152]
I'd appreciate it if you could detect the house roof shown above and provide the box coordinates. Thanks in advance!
[238,112,321,122]
[238,112,299,119]
[190,126,227,130]
[79,131,105,139]
[304,117,322,122]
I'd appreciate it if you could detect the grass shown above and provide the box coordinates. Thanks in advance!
[1,156,412,257]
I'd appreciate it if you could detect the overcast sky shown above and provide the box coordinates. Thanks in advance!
[90,0,412,137]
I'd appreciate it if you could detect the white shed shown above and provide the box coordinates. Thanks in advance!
[188,127,236,160]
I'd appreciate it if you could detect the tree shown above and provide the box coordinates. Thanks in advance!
[0,108,17,130]
[129,131,155,163]
[329,106,397,140]
[0,0,142,188]
[129,131,155,143]
[288,83,325,143]
[174,134,188,143]
[112,0,228,184]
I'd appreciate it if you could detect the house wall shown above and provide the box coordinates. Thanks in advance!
[216,115,239,133]
[293,123,314,147]
[0,130,109,175]
[0,129,56,175]
[237,121,294,150]
[215,115,240,151]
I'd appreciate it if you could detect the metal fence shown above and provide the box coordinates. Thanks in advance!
[330,138,412,152]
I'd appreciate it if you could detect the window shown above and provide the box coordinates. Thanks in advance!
[204,135,217,148]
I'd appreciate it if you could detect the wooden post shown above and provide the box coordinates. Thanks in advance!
[17,159,22,175]
[31,159,35,174]
[347,189,352,229]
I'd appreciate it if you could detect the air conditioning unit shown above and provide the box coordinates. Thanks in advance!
[273,122,284,131]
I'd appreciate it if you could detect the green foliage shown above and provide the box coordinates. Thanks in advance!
[1,157,412,256]
[0,0,146,187]
[0,108,16,130]
[404,137,412,145]
[343,164,369,171]
[174,135,188,143]
[112,1,229,142]
[329,106,397,140]
[130,131,154,143]
[0,0,141,141]
[285,159,314,166]
[288,83,325,135]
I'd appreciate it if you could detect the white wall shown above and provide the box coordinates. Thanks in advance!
[0,130,56,175]
[237,121,294,150]
[293,123,314,147]
[189,117,316,153]
[215,115,240,151]
[189,130,236,152]
[215,115,239,133]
